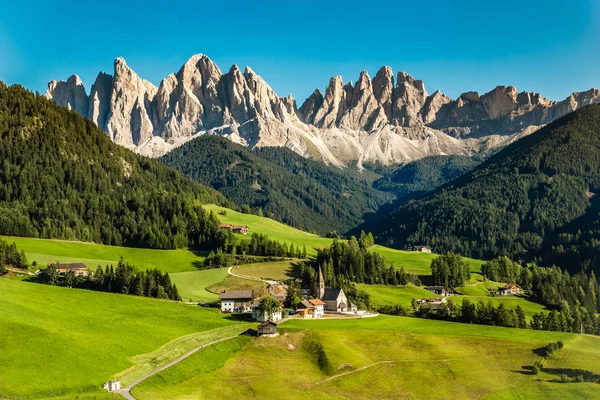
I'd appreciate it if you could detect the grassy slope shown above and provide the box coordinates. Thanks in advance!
[0,279,240,399]
[1,235,205,274]
[134,315,600,400]
[233,260,297,281]
[171,268,229,303]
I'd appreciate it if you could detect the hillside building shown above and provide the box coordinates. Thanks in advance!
[316,266,348,312]
[296,299,325,318]
[251,300,283,322]
[498,284,520,295]
[51,263,93,277]
[219,290,254,313]
[257,320,279,337]
[411,245,432,253]
[219,224,249,235]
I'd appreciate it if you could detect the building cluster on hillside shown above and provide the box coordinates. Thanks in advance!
[219,224,249,235]
[50,263,94,277]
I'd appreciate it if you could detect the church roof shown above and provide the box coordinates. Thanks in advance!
[322,288,343,301]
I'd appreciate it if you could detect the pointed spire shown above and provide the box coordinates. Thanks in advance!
[317,266,325,299]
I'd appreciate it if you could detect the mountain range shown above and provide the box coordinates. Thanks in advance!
[46,54,600,165]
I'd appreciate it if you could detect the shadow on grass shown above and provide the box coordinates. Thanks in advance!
[223,313,254,322]
[514,366,537,376]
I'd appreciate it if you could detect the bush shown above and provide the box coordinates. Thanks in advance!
[532,366,540,375]
[557,340,564,349]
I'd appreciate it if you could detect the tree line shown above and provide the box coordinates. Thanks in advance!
[39,259,180,301]
[0,239,28,274]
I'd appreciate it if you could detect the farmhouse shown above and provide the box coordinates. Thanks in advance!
[411,245,432,253]
[232,225,249,235]
[257,320,278,337]
[251,300,283,322]
[51,263,93,277]
[426,286,449,297]
[296,299,325,318]
[219,290,254,313]
[317,267,348,312]
[219,224,249,235]
[498,284,520,295]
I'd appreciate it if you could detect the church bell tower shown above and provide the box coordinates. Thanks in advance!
[317,266,325,299]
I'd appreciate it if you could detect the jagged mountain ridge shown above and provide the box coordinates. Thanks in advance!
[46,54,600,165]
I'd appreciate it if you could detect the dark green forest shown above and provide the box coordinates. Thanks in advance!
[369,155,480,199]
[159,135,393,234]
[363,104,600,274]
[0,83,227,249]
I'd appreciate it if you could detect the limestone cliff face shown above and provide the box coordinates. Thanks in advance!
[47,54,600,165]
[46,75,89,117]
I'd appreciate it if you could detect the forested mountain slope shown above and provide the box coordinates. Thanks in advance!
[370,155,481,199]
[364,104,600,273]
[0,83,226,249]
[160,136,393,234]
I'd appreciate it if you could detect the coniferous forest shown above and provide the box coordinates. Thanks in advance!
[0,83,227,249]
[160,135,393,235]
[363,105,600,275]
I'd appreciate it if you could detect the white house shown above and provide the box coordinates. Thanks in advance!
[296,299,325,318]
[103,380,121,392]
[251,301,282,322]
[219,290,254,313]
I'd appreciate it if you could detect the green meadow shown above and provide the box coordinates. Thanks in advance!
[233,260,297,281]
[171,268,229,303]
[1,235,205,273]
[0,278,242,399]
[133,315,600,399]
[205,204,333,255]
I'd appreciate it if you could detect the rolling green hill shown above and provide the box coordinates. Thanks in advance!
[160,135,393,235]
[0,278,245,399]
[363,105,600,274]
[0,83,226,250]
[132,315,600,399]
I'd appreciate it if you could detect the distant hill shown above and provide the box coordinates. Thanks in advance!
[160,135,393,235]
[363,105,600,273]
[0,83,226,249]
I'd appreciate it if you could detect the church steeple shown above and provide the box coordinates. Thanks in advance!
[317,265,325,299]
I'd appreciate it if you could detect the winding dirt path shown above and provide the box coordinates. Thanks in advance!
[118,335,240,400]
[308,361,397,388]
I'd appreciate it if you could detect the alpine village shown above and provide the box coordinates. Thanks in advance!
[2,3,600,399]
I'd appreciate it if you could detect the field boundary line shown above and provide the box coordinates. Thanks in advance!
[119,334,241,400]
[307,361,397,388]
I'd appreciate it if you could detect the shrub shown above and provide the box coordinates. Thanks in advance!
[557,340,564,349]
[532,366,540,375]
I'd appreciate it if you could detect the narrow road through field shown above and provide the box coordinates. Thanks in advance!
[227,266,288,299]
[308,361,397,388]
[118,335,240,400]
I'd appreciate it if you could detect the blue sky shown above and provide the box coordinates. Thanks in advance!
[1,0,598,103]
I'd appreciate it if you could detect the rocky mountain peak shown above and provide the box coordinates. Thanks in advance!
[46,74,89,117]
[46,54,600,165]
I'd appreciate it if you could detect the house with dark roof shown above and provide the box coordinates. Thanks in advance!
[257,320,278,337]
[411,245,432,253]
[316,266,348,312]
[219,290,254,313]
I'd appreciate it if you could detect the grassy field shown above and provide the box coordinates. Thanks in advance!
[356,283,439,307]
[358,283,547,319]
[233,260,297,281]
[171,268,229,303]
[206,274,268,297]
[205,204,333,255]
[1,235,205,274]
[133,315,600,399]
[0,278,242,399]
[371,245,485,275]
